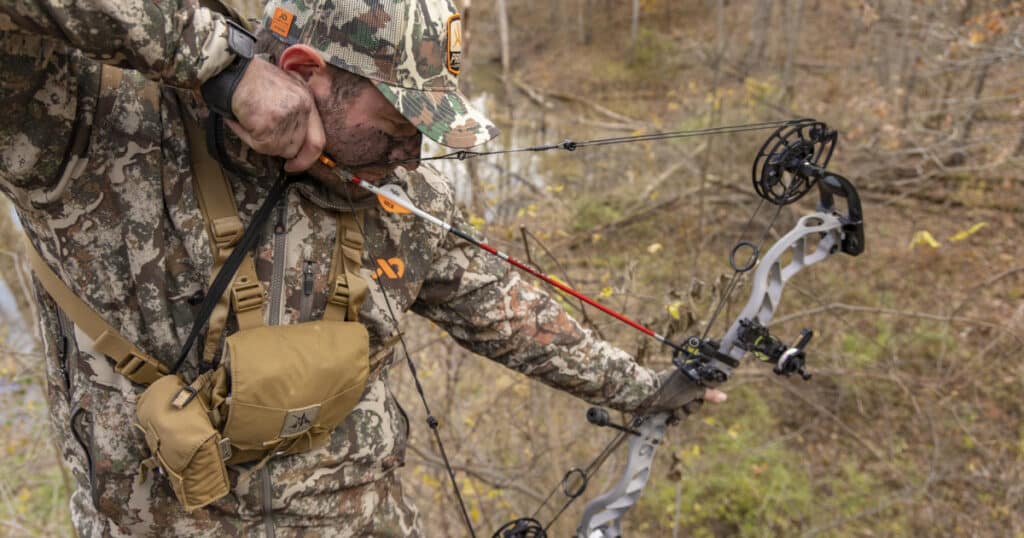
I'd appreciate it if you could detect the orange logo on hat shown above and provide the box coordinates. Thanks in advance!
[446,14,463,76]
[270,7,295,38]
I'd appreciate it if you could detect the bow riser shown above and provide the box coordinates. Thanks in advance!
[574,212,848,538]
[718,213,846,364]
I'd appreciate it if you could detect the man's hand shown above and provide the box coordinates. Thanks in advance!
[644,369,728,416]
[225,57,325,172]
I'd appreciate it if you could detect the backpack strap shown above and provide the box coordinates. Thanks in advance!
[323,211,367,322]
[181,108,266,364]
[24,240,168,385]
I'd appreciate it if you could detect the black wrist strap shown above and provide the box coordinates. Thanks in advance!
[171,172,296,376]
[200,20,256,121]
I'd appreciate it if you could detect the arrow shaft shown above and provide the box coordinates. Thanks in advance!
[331,167,677,351]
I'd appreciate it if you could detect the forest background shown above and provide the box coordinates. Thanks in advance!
[2,0,1023,536]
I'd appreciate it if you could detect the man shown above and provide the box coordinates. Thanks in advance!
[0,0,723,535]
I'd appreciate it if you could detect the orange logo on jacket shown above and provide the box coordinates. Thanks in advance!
[372,258,405,280]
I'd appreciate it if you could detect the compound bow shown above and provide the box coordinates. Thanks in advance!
[324,118,865,538]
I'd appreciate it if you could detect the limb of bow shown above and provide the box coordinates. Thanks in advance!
[575,210,847,538]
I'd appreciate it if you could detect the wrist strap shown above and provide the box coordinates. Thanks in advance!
[201,20,256,121]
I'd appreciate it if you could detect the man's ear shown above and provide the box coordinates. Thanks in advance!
[278,45,327,83]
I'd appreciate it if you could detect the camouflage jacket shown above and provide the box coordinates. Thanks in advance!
[1,1,659,535]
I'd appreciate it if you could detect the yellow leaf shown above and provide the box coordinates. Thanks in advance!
[909,230,941,249]
[591,233,603,243]
[599,287,614,299]
[647,243,663,254]
[949,222,987,242]
[469,215,486,229]
[546,184,565,193]
[968,31,985,45]
[667,301,683,320]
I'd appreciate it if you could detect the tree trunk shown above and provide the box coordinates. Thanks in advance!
[629,0,640,54]
[959,58,995,145]
[743,0,773,76]
[781,0,804,102]
[497,0,511,85]
[577,0,591,45]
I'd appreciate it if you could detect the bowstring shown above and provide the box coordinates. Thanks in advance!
[339,187,478,538]
[325,117,803,535]
[384,120,794,165]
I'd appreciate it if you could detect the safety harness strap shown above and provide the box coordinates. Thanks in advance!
[25,241,168,385]
[323,211,367,322]
[182,108,266,362]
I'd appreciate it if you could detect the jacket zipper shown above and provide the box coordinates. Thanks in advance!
[54,309,72,396]
[260,192,291,538]
[299,261,315,322]
[267,197,288,326]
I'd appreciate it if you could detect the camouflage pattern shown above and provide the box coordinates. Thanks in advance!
[0,0,236,89]
[262,0,500,149]
[1,2,658,536]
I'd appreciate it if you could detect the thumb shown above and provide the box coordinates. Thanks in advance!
[703,388,728,404]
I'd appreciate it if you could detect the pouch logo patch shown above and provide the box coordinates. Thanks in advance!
[270,7,295,38]
[446,14,463,76]
[280,404,320,437]
[372,258,406,280]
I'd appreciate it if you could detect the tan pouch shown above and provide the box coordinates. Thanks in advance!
[136,375,231,512]
[213,320,369,461]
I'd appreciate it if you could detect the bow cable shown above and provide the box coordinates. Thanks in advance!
[384,120,794,165]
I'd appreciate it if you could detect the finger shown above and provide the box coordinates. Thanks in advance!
[703,388,728,404]
[285,105,326,172]
[681,399,704,415]
[225,118,261,150]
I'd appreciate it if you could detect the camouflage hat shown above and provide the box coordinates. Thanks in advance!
[262,0,499,149]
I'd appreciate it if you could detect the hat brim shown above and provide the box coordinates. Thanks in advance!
[375,83,500,149]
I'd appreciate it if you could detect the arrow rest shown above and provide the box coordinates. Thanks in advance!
[671,335,741,386]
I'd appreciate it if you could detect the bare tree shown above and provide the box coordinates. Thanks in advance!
[497,0,511,84]
[629,0,640,54]
[780,0,805,101]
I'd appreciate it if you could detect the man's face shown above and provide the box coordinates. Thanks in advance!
[314,75,422,183]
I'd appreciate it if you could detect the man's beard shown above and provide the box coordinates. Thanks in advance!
[313,92,422,185]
